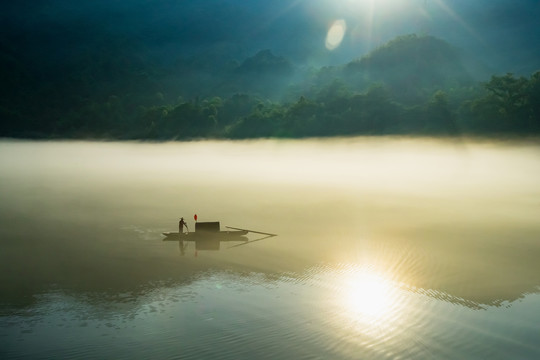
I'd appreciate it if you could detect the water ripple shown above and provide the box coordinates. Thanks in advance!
[2,264,540,359]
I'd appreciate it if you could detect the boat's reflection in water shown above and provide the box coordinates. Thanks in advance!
[163,222,276,255]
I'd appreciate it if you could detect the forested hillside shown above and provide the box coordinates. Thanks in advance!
[1,34,539,139]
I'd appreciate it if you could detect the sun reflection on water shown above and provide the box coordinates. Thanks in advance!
[342,269,393,320]
[329,264,410,337]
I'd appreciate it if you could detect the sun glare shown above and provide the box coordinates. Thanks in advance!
[323,0,408,51]
[342,268,393,320]
[330,263,409,335]
[341,0,402,12]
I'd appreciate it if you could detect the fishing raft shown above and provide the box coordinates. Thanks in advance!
[162,221,276,251]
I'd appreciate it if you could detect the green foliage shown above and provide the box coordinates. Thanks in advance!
[1,33,538,140]
[345,34,473,104]
[462,73,540,133]
[529,72,540,131]
[236,50,293,76]
[425,91,459,134]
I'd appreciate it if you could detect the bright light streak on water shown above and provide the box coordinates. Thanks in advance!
[2,269,539,359]
[334,264,400,323]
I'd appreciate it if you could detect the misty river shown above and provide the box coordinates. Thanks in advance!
[1,138,540,359]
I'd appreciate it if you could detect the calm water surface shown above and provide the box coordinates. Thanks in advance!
[1,138,539,359]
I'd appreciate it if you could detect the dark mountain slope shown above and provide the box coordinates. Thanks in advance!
[344,35,474,103]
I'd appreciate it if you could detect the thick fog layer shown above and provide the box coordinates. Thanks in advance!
[1,138,539,307]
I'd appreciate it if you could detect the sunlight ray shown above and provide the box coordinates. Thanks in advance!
[241,0,305,44]
[432,0,484,43]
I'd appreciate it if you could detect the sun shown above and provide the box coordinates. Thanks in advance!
[323,0,409,51]
[342,0,395,9]
[335,0,409,16]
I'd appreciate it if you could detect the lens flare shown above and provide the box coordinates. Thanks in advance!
[325,19,347,50]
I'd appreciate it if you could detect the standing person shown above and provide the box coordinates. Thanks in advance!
[178,217,187,256]
[179,217,187,234]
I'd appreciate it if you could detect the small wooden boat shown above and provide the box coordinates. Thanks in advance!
[162,229,248,241]
[162,221,276,252]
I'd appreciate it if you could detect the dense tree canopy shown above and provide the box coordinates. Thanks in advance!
[0,34,539,140]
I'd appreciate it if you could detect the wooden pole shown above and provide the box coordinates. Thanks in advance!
[226,226,277,237]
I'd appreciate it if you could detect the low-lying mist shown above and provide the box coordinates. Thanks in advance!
[1,138,539,309]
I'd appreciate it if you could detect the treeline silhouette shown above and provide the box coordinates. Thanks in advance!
[1,34,539,139]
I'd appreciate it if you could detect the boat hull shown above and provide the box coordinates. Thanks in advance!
[162,230,248,242]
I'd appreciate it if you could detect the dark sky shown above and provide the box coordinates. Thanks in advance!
[1,0,539,73]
